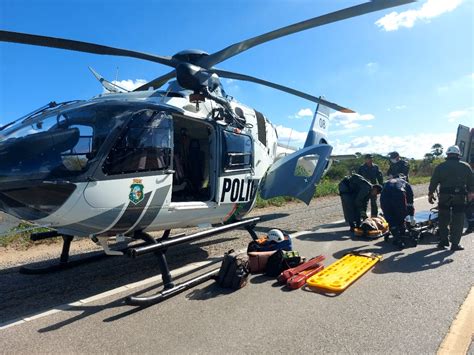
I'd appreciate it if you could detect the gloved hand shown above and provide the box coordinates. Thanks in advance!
[428,193,436,204]
[409,216,416,226]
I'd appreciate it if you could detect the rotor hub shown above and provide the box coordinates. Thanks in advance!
[172,49,209,65]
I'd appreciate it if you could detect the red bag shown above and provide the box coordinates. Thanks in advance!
[277,255,325,284]
[286,264,324,289]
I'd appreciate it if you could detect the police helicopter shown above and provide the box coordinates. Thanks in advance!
[0,1,414,304]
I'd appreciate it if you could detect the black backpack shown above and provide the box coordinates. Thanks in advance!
[217,250,250,290]
[265,250,301,277]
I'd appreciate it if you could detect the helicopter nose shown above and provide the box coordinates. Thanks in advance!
[0,182,76,221]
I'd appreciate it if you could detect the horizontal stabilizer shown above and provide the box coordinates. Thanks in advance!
[88,67,129,93]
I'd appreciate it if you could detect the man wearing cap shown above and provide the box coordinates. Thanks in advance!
[338,173,383,233]
[428,145,474,251]
[387,151,410,182]
[358,154,384,217]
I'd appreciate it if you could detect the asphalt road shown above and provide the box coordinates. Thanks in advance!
[1,186,473,354]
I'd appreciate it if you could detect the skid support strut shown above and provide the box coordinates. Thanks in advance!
[18,231,165,275]
[126,217,260,306]
[19,233,108,274]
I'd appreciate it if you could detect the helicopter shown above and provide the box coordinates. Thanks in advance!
[0,1,414,303]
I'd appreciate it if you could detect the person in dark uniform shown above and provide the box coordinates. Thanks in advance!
[465,201,474,234]
[380,174,415,247]
[464,160,474,234]
[338,173,382,232]
[387,151,410,182]
[428,145,474,251]
[358,153,384,217]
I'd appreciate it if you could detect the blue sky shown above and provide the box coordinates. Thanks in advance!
[1,0,473,158]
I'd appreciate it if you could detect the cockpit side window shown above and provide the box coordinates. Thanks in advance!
[60,123,93,171]
[222,130,253,171]
[103,110,172,175]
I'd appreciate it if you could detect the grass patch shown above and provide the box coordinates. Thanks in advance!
[408,175,431,185]
[0,222,56,249]
[255,176,429,208]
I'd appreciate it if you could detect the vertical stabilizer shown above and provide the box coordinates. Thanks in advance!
[304,100,329,148]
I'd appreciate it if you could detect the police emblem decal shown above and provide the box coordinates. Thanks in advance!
[129,179,145,205]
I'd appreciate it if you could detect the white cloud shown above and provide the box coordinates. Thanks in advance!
[331,132,455,159]
[395,105,407,110]
[223,78,240,93]
[437,73,474,94]
[297,108,313,117]
[108,79,147,92]
[376,0,463,31]
[288,108,313,119]
[447,107,474,122]
[275,125,307,146]
[330,112,375,131]
[275,125,455,159]
[387,105,407,112]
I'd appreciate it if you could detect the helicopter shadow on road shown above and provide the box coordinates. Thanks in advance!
[246,212,293,235]
[37,259,223,332]
[0,236,240,328]
[292,222,353,243]
[331,242,455,275]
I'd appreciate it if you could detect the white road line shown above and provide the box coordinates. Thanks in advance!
[0,257,223,330]
[437,286,474,355]
[414,196,427,201]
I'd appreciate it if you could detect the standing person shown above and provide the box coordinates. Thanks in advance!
[387,151,410,182]
[380,174,415,247]
[338,173,382,233]
[428,145,474,251]
[465,201,474,234]
[358,154,384,217]
[464,160,474,234]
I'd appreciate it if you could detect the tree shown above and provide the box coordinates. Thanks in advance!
[424,153,434,163]
[431,143,443,157]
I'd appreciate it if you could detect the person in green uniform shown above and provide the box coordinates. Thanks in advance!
[338,173,382,232]
[428,145,474,251]
[358,154,384,217]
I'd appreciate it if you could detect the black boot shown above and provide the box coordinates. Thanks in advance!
[437,241,449,250]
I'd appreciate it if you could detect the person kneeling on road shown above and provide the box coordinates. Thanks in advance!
[428,145,474,251]
[338,173,382,233]
[380,174,415,247]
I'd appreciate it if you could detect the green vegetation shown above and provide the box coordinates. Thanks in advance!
[0,222,55,249]
[255,154,442,208]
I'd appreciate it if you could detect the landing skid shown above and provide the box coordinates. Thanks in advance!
[18,230,188,275]
[19,233,125,275]
[17,218,260,304]
[126,217,260,306]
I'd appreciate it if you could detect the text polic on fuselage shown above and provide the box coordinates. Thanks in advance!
[219,178,258,203]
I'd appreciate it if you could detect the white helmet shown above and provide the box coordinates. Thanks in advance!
[446,145,461,156]
[267,229,285,242]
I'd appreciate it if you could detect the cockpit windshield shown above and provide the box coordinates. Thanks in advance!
[0,103,129,183]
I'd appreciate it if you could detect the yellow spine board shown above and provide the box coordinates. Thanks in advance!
[306,253,382,292]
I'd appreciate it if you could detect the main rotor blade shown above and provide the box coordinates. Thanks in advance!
[212,69,354,113]
[199,0,416,68]
[0,30,176,67]
[134,70,176,91]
